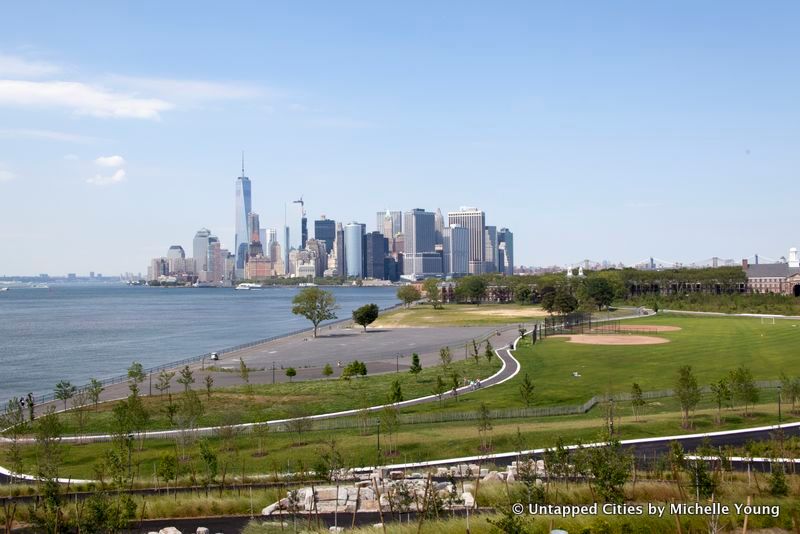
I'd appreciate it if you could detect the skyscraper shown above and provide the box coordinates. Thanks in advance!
[314,216,336,253]
[447,207,486,274]
[234,158,252,278]
[498,228,514,275]
[376,210,402,236]
[484,225,498,273]
[193,228,212,274]
[248,212,264,257]
[344,222,365,278]
[443,225,469,276]
[434,208,444,245]
[403,209,442,279]
[283,225,290,275]
[334,222,346,276]
[365,231,388,279]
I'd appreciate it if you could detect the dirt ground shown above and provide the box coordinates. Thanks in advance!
[464,308,549,317]
[593,324,682,333]
[553,334,671,345]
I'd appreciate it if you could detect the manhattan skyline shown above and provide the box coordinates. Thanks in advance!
[2,2,800,275]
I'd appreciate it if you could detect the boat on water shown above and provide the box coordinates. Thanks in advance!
[193,281,217,288]
[298,282,317,287]
[235,283,264,290]
[0,287,8,292]
[30,283,49,289]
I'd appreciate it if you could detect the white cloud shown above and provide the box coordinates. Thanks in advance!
[0,80,173,120]
[0,169,16,183]
[0,128,99,144]
[0,53,61,78]
[86,168,126,186]
[94,155,125,167]
[106,75,266,102]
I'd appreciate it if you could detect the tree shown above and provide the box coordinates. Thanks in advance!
[519,373,535,407]
[730,366,759,416]
[32,407,65,533]
[422,278,443,309]
[455,276,487,304]
[388,379,404,403]
[54,380,76,412]
[769,464,789,496]
[352,303,380,332]
[540,284,557,313]
[322,363,334,377]
[397,285,422,308]
[155,370,175,398]
[285,367,297,382]
[433,375,446,404]
[157,453,178,493]
[177,365,195,392]
[88,378,104,411]
[199,438,219,494]
[71,389,90,440]
[409,353,422,376]
[341,360,367,380]
[0,398,27,482]
[675,365,700,429]
[477,402,493,452]
[238,357,251,392]
[127,361,146,397]
[291,287,339,337]
[586,437,632,504]
[471,339,480,363]
[380,406,401,456]
[515,286,532,305]
[554,285,578,315]
[630,383,645,422]
[779,373,800,414]
[484,339,494,362]
[26,392,35,422]
[439,346,452,368]
[450,371,461,401]
[204,374,214,399]
[584,277,615,310]
[709,378,731,425]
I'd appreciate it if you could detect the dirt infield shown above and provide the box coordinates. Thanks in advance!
[554,334,671,345]
[593,324,682,333]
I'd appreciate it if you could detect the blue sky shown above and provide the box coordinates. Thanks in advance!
[1,1,799,275]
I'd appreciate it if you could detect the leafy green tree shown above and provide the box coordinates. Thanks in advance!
[199,438,219,494]
[554,285,578,315]
[127,361,146,397]
[291,287,339,337]
[630,383,645,422]
[439,346,452,368]
[0,398,27,481]
[477,402,493,451]
[352,303,380,332]
[455,276,487,304]
[433,375,446,404]
[88,378,104,410]
[586,436,632,503]
[71,389,90,439]
[177,365,195,392]
[54,379,76,412]
[396,285,422,308]
[388,379,404,403]
[157,453,178,493]
[285,367,297,382]
[540,285,557,313]
[676,365,701,428]
[514,286,532,305]
[409,353,422,376]
[730,366,759,416]
[450,370,461,401]
[584,277,615,310]
[238,357,251,392]
[322,363,334,377]
[341,360,367,380]
[484,339,494,362]
[380,406,401,455]
[422,278,443,309]
[710,378,731,425]
[779,373,800,414]
[204,374,214,399]
[769,464,789,496]
[155,370,175,398]
[519,373,535,407]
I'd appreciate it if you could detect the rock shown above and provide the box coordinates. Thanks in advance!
[389,470,404,480]
[159,528,182,534]
[329,527,345,533]
[436,467,449,477]
[262,503,280,515]
[373,524,384,529]
[410,472,424,479]
[196,529,210,534]
[355,480,372,488]
[482,471,502,483]
[479,469,488,477]
[461,492,475,508]
[506,472,516,483]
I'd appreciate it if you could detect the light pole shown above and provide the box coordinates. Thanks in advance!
[396,353,400,373]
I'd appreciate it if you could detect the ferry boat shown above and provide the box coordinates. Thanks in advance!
[298,282,317,287]
[235,283,264,290]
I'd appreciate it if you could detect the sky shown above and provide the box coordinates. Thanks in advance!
[1,1,799,275]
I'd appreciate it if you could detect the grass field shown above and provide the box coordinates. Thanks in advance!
[50,357,501,435]
[373,303,549,327]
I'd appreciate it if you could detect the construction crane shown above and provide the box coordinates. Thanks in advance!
[292,195,305,216]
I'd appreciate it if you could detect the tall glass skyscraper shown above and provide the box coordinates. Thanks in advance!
[234,160,252,277]
[344,222,365,278]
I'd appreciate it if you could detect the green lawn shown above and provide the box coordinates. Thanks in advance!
[49,357,501,435]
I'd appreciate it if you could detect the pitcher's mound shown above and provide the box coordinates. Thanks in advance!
[555,334,670,345]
